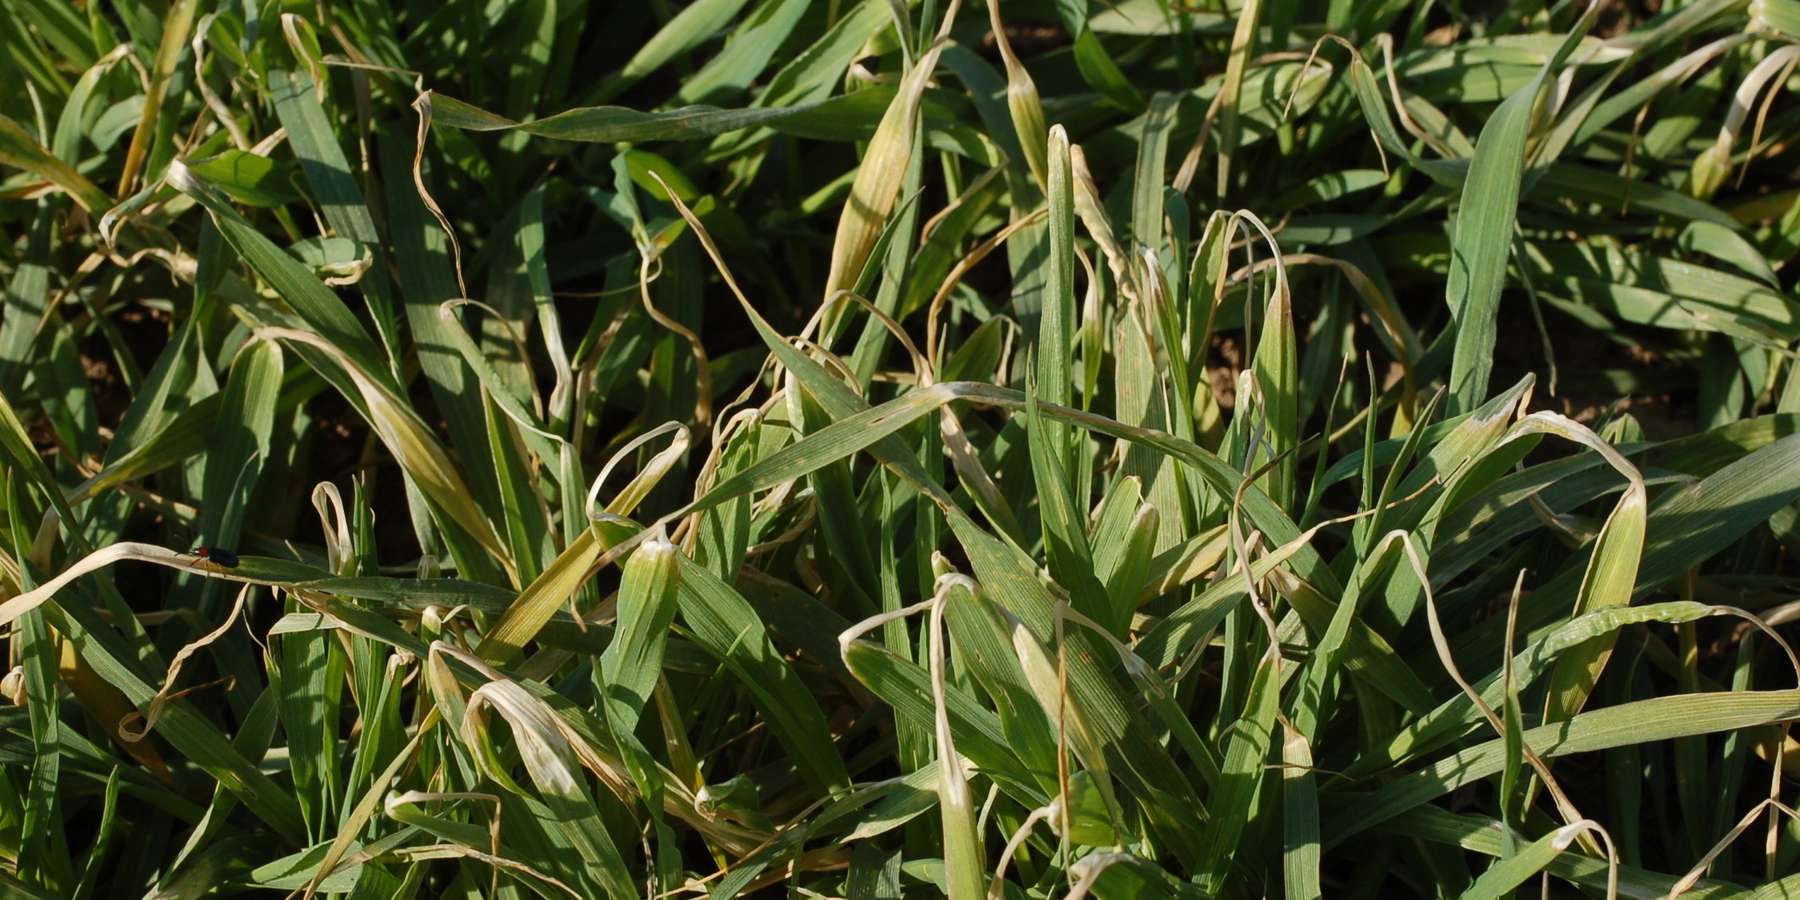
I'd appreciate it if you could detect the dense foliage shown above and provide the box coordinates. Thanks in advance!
[5,0,1800,896]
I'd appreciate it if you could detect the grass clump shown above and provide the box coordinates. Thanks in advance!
[5,0,1800,896]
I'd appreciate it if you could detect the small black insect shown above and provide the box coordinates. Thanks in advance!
[194,546,240,568]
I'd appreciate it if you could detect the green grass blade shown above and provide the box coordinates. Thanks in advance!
[1445,6,1597,412]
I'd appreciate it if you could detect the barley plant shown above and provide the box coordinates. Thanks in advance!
[5,0,1800,896]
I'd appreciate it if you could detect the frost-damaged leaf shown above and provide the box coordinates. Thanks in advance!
[165,162,388,387]
[1463,431,1800,652]
[0,114,110,211]
[1531,416,1646,723]
[478,514,666,661]
[929,577,987,900]
[818,23,951,329]
[252,326,511,579]
[454,653,640,898]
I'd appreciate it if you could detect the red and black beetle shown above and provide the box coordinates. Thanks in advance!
[194,546,240,568]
